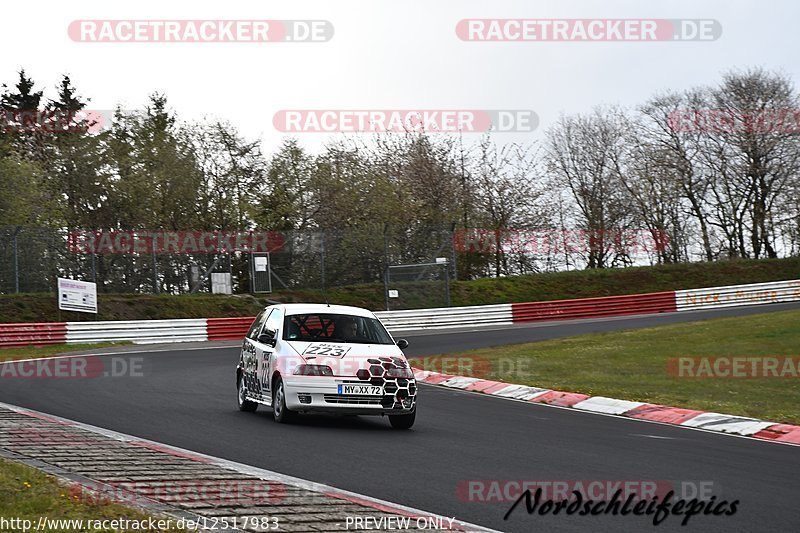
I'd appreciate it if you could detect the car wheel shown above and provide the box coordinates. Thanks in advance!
[388,408,416,430]
[272,377,296,423]
[237,375,258,412]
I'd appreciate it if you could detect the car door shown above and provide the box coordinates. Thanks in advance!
[243,309,272,401]
[255,308,283,400]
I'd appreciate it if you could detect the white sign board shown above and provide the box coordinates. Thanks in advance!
[211,273,233,294]
[254,256,268,272]
[58,278,97,314]
[388,290,399,298]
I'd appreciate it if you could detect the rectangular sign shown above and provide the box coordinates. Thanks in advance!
[251,253,272,293]
[211,273,232,294]
[58,278,97,314]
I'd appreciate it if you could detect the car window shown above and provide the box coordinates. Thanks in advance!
[246,309,272,340]
[283,313,394,345]
[264,308,282,336]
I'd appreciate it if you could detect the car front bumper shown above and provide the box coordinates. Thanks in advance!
[283,375,417,415]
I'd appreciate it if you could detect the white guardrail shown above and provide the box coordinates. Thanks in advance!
[675,279,800,311]
[66,319,208,344]
[41,278,800,345]
[375,304,513,330]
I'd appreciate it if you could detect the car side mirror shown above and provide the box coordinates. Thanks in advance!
[396,338,409,350]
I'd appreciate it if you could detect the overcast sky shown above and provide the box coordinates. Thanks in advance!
[3,0,798,153]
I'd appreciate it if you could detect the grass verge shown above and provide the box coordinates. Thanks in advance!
[415,309,800,424]
[0,459,186,531]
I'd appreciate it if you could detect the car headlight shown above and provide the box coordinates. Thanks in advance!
[294,364,334,376]
[386,368,414,379]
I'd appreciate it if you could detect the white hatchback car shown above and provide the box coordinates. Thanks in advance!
[236,303,417,429]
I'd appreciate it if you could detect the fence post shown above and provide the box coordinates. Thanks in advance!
[444,261,451,307]
[249,252,254,294]
[151,232,159,294]
[13,228,20,293]
[321,231,326,292]
[450,222,458,282]
[383,223,390,311]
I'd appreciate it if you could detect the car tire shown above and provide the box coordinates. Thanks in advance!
[388,408,416,430]
[237,375,258,412]
[272,377,296,423]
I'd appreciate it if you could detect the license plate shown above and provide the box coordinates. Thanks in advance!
[338,384,383,396]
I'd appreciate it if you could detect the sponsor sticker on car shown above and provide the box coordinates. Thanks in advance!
[303,343,351,357]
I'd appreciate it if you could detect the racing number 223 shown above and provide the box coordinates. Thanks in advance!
[305,345,350,356]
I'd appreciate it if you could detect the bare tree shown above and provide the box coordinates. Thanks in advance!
[546,107,633,268]
[472,134,546,276]
[638,90,716,261]
[709,68,800,258]
[618,127,687,264]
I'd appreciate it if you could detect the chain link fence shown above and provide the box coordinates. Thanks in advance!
[1,224,677,309]
[386,262,451,310]
[0,225,459,306]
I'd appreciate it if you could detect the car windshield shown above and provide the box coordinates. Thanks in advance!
[283,313,394,345]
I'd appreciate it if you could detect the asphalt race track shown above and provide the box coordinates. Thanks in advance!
[2,303,799,532]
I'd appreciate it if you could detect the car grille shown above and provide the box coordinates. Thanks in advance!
[352,358,418,409]
[324,395,383,405]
